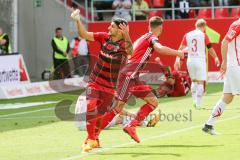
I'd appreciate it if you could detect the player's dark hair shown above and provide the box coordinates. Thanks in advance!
[112,17,128,28]
[149,16,163,29]
[55,27,62,32]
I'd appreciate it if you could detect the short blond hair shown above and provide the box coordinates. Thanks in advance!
[195,19,207,28]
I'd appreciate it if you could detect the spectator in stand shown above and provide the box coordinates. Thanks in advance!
[229,0,239,6]
[189,0,200,7]
[70,36,89,76]
[200,0,211,6]
[0,27,12,54]
[217,0,228,6]
[132,0,149,20]
[94,0,114,21]
[164,0,172,19]
[112,0,132,21]
[164,0,181,19]
[176,0,190,19]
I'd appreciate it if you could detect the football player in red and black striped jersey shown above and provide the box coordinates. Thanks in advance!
[71,9,133,153]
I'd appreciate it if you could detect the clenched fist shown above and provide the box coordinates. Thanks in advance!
[71,9,80,21]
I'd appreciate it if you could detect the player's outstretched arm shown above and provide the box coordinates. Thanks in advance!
[71,9,94,41]
[154,43,184,59]
[174,44,187,70]
[178,44,187,51]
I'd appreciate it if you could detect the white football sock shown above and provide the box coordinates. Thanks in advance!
[191,82,197,103]
[196,84,204,107]
[206,99,226,126]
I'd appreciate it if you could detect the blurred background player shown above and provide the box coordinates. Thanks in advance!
[202,18,240,135]
[99,16,184,143]
[153,70,191,98]
[71,9,133,153]
[175,19,220,109]
[153,57,191,98]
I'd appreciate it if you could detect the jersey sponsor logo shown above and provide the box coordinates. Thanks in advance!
[102,41,121,53]
[105,43,119,52]
[100,51,120,60]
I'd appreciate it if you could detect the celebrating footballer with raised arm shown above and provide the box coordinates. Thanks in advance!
[71,9,133,153]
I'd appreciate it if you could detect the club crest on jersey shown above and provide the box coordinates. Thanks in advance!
[104,43,120,52]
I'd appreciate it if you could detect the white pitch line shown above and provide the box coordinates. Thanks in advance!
[0,102,77,119]
[63,115,240,160]
[0,108,54,118]
[0,115,57,120]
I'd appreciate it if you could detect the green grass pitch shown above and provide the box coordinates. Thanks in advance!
[0,83,240,160]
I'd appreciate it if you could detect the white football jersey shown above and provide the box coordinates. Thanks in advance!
[225,18,240,67]
[181,29,211,63]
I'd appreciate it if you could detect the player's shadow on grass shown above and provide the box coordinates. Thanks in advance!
[143,144,224,148]
[118,144,224,148]
[125,83,223,110]
[98,152,181,157]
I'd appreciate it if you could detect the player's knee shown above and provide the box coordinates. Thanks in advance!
[196,80,204,84]
[222,93,234,104]
[197,86,204,96]
[146,96,158,107]
[114,101,125,113]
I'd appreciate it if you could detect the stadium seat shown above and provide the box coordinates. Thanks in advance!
[198,9,212,18]
[232,8,240,18]
[215,8,229,18]
[148,10,163,19]
[152,0,165,8]
[144,0,152,8]
[188,9,195,19]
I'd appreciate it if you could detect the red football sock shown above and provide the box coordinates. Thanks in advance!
[86,116,97,140]
[130,103,155,127]
[92,109,118,140]
[100,109,119,129]
[95,118,102,139]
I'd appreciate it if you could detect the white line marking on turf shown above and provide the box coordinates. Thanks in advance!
[0,103,77,119]
[63,115,240,160]
[0,108,54,118]
[0,115,56,120]
[0,101,59,109]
